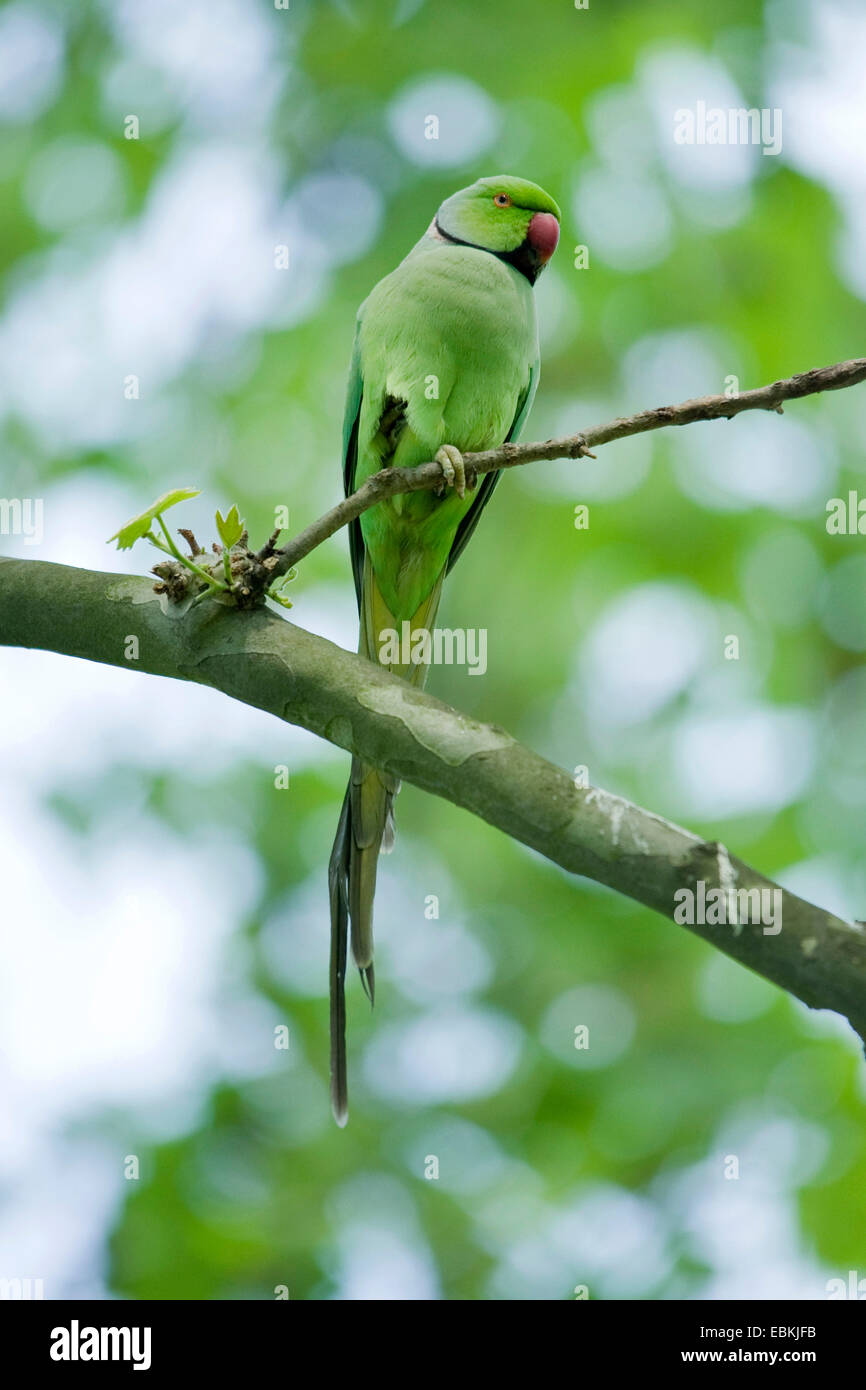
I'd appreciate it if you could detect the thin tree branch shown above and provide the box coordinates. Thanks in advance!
[3,555,865,1047]
[266,356,866,578]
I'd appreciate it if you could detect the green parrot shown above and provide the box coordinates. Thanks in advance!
[329,174,561,1124]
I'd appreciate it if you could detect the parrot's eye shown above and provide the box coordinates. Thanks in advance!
[493,193,511,207]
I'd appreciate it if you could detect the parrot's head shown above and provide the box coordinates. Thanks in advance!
[433,175,561,284]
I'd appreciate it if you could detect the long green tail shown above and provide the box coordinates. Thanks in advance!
[329,557,444,1125]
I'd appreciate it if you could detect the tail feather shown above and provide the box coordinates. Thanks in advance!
[328,788,351,1127]
[349,757,392,974]
[329,762,387,1126]
[327,558,446,1124]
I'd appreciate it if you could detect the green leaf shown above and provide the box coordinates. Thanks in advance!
[108,488,201,550]
[266,567,296,608]
[215,504,244,549]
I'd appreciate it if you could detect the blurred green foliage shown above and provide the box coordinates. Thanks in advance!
[4,0,866,1299]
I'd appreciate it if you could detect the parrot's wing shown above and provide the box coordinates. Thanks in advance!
[342,319,365,611]
[344,335,540,594]
[446,353,539,574]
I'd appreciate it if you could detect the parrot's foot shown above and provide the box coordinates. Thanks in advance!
[434,444,467,500]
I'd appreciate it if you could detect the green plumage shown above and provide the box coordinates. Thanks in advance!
[329,175,560,1124]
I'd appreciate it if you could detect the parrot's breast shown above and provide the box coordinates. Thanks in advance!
[365,243,535,448]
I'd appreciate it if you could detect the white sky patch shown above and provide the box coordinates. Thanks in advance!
[387,74,501,167]
[669,705,815,818]
[333,1224,441,1301]
[327,1176,441,1300]
[655,1131,835,1299]
[573,166,673,272]
[381,898,493,1006]
[719,1106,831,1190]
[768,0,866,298]
[100,55,181,136]
[375,861,497,1006]
[519,395,651,502]
[0,788,273,1291]
[363,1006,522,1107]
[0,144,385,450]
[0,471,251,585]
[0,3,65,123]
[585,62,754,231]
[0,142,330,451]
[578,582,716,731]
[207,991,295,1085]
[485,1231,577,1301]
[549,1185,672,1299]
[0,632,325,787]
[327,1172,441,1299]
[540,984,636,1071]
[0,1139,121,1299]
[103,0,285,134]
[0,811,263,1113]
[401,1116,510,1197]
[283,173,383,269]
[684,606,769,710]
[259,877,342,1000]
[533,264,578,356]
[296,581,363,656]
[585,83,660,173]
[621,326,732,408]
[670,410,837,516]
[264,856,489,1006]
[0,470,340,992]
[639,45,762,194]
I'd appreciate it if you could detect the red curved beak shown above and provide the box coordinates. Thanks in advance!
[527,211,560,264]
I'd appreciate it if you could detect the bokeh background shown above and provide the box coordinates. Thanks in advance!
[1,0,865,1300]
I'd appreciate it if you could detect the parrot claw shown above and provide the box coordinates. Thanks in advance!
[434,444,466,500]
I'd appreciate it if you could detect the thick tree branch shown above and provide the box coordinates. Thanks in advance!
[2,555,865,1047]
[267,357,866,578]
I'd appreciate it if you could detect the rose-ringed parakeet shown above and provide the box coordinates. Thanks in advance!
[329,174,560,1124]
